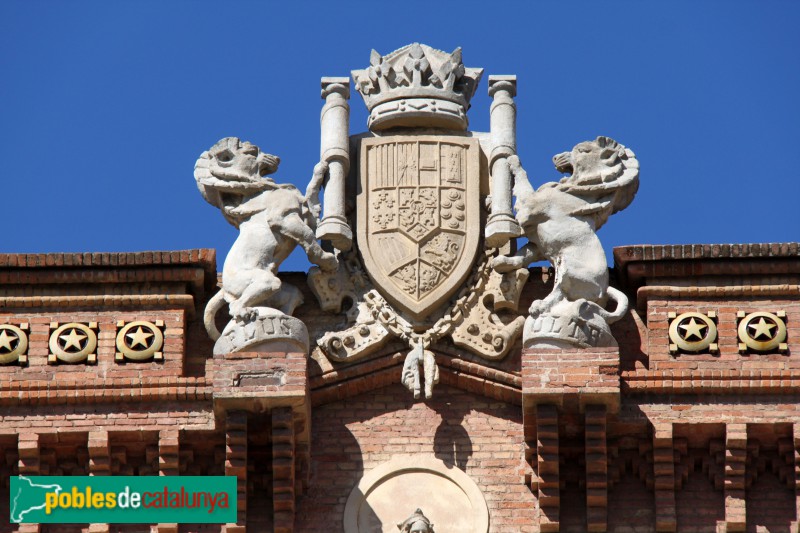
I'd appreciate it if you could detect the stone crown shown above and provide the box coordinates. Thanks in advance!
[352,43,483,131]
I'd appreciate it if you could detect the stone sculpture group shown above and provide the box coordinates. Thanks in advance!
[194,43,640,396]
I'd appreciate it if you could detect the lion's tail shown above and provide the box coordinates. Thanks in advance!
[305,165,326,223]
[598,286,629,325]
[204,290,226,341]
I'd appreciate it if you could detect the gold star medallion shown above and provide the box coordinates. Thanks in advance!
[116,321,164,361]
[0,329,17,352]
[49,323,97,364]
[748,317,777,340]
[679,317,707,341]
[738,312,787,352]
[668,312,717,354]
[126,326,154,349]
[0,324,28,364]
[59,328,87,351]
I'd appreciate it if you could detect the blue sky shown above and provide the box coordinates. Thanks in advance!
[2,1,798,272]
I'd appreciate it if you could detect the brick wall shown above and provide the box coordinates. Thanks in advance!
[296,383,536,533]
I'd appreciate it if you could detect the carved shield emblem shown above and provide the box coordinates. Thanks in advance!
[357,135,480,319]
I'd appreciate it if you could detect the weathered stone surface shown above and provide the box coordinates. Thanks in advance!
[352,44,483,131]
[194,137,337,354]
[213,309,309,356]
[494,137,639,349]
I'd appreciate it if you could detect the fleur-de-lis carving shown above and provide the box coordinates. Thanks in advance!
[404,43,431,87]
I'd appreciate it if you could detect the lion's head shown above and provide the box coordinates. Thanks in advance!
[194,137,281,210]
[206,137,279,182]
[550,136,640,221]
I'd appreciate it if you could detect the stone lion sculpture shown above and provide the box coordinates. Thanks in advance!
[493,136,639,348]
[195,137,338,344]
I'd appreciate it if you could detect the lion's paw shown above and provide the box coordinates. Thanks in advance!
[232,305,258,324]
[528,299,549,317]
[317,252,338,273]
[491,255,522,273]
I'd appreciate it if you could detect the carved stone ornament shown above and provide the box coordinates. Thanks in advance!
[198,44,639,398]
[357,135,481,320]
[493,137,640,349]
[352,43,483,131]
[195,137,337,355]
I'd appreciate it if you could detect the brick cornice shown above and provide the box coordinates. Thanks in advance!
[622,369,800,395]
[613,242,800,294]
[0,376,211,406]
[0,249,218,296]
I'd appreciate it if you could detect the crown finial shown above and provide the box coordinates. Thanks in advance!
[352,43,483,131]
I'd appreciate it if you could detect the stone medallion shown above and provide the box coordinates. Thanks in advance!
[343,456,488,533]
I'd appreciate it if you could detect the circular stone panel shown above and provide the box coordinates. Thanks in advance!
[343,456,489,533]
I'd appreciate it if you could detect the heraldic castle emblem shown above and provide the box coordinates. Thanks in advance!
[194,43,640,398]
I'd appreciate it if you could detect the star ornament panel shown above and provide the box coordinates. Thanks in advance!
[0,322,29,365]
[48,322,98,364]
[737,311,788,353]
[668,311,718,355]
[115,320,165,361]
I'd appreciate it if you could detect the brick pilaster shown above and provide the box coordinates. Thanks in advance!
[585,405,608,532]
[537,404,560,532]
[151,429,180,533]
[793,424,800,533]
[17,433,40,533]
[653,423,676,532]
[225,411,247,533]
[724,424,747,532]
[273,407,296,533]
[88,430,110,533]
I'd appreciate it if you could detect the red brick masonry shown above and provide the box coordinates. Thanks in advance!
[0,243,797,532]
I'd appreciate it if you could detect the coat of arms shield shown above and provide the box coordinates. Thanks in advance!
[357,135,481,319]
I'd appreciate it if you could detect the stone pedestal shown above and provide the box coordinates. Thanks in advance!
[521,347,620,412]
[213,309,309,356]
[212,350,310,533]
[523,348,619,532]
[211,350,308,415]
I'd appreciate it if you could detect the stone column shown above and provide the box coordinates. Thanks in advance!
[485,75,522,248]
[316,77,353,251]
